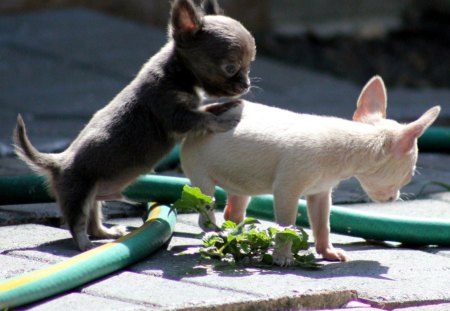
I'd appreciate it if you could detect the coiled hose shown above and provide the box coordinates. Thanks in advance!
[1,174,449,247]
[0,203,176,309]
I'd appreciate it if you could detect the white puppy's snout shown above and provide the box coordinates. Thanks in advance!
[367,188,400,203]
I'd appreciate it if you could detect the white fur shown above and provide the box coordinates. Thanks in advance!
[180,76,440,265]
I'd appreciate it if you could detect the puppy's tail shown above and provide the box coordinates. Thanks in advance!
[13,114,60,175]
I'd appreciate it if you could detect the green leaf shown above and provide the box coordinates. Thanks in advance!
[294,253,322,269]
[202,233,223,247]
[240,243,250,252]
[173,184,319,269]
[267,227,279,237]
[185,185,214,203]
[262,253,273,265]
[173,185,213,211]
[241,217,260,225]
[173,185,220,231]
[221,220,237,230]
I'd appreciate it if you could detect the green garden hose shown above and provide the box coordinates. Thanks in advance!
[1,174,449,247]
[0,203,176,309]
[246,196,450,246]
[418,127,450,153]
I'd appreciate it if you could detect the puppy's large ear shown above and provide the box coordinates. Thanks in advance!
[171,0,203,40]
[202,0,223,15]
[353,76,387,124]
[392,106,441,158]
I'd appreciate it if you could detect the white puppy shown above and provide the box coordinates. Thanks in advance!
[180,76,440,265]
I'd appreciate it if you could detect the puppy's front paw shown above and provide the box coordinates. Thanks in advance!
[109,225,129,238]
[75,233,94,252]
[273,238,294,266]
[318,246,348,262]
[208,114,241,132]
[91,225,128,239]
[198,207,218,231]
[272,248,294,267]
[204,100,242,116]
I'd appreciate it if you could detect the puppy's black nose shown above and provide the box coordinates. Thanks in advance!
[238,75,250,89]
[240,80,249,90]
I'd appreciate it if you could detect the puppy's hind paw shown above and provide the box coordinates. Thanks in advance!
[91,225,128,240]
[109,225,129,237]
[75,234,94,252]
[198,209,219,232]
[319,247,348,262]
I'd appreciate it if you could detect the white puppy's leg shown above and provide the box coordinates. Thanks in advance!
[272,189,301,266]
[306,191,348,261]
[223,194,250,224]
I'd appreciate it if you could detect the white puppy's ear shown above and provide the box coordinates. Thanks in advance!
[392,106,441,158]
[353,76,387,124]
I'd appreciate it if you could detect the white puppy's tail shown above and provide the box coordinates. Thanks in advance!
[13,114,60,175]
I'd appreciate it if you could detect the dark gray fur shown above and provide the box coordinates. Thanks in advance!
[13,0,256,251]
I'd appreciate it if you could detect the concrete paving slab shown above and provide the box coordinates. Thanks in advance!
[0,202,61,218]
[28,292,146,311]
[125,214,450,309]
[430,192,450,204]
[0,254,49,280]
[130,213,365,281]
[1,213,449,310]
[82,271,261,310]
[178,247,450,309]
[424,248,450,260]
[0,223,71,252]
[0,201,142,226]
[84,272,357,311]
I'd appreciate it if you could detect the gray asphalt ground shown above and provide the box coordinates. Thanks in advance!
[1,8,450,310]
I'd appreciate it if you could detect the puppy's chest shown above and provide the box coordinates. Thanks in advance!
[302,178,342,196]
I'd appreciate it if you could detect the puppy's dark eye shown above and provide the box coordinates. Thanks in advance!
[222,64,239,76]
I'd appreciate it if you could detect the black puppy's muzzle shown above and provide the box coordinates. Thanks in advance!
[233,74,250,95]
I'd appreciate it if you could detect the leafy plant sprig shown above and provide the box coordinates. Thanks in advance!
[172,185,220,231]
[173,185,321,269]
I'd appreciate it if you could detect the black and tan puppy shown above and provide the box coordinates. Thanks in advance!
[14,0,256,251]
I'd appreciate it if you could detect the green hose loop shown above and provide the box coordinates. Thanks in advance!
[418,127,450,153]
[246,196,450,246]
[124,174,227,207]
[0,203,176,309]
[154,144,181,172]
[1,174,449,246]
[0,175,51,205]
